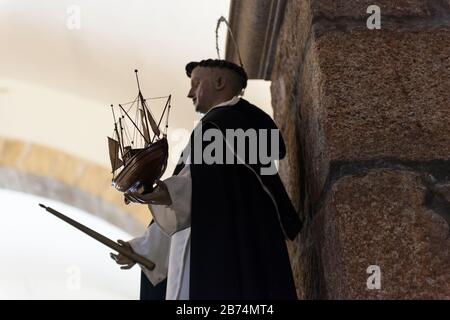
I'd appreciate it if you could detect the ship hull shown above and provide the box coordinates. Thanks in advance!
[112,138,168,193]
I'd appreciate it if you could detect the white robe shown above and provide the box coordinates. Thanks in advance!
[128,164,191,300]
[129,96,240,300]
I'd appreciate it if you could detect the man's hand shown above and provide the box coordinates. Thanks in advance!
[110,240,136,270]
[124,180,172,206]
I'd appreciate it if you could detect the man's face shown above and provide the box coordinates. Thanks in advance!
[187,67,217,114]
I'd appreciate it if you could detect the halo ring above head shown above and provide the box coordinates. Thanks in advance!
[185,59,248,89]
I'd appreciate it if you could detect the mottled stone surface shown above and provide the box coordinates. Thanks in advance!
[270,0,450,300]
[271,36,308,216]
[276,107,302,213]
[271,0,446,88]
[316,170,450,299]
[272,0,312,83]
[317,29,450,163]
[274,27,450,205]
[310,0,433,19]
[439,184,450,203]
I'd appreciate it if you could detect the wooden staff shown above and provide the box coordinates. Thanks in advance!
[39,203,155,270]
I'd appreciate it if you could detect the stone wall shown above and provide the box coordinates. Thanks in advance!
[271,0,450,299]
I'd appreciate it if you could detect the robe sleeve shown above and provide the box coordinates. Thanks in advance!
[148,164,192,236]
[128,222,170,286]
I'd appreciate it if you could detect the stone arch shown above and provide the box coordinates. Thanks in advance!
[0,136,150,236]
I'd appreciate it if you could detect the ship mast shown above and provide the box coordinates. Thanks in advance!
[118,104,148,146]
[134,69,161,141]
[111,105,124,159]
[135,70,151,145]
[118,117,126,159]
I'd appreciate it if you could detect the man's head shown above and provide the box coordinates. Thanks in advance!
[186,59,248,113]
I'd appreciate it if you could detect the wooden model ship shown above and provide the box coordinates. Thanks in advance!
[108,70,171,195]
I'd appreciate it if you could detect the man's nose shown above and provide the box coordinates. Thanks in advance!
[187,88,194,98]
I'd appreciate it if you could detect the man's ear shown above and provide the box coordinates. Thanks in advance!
[214,75,226,90]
